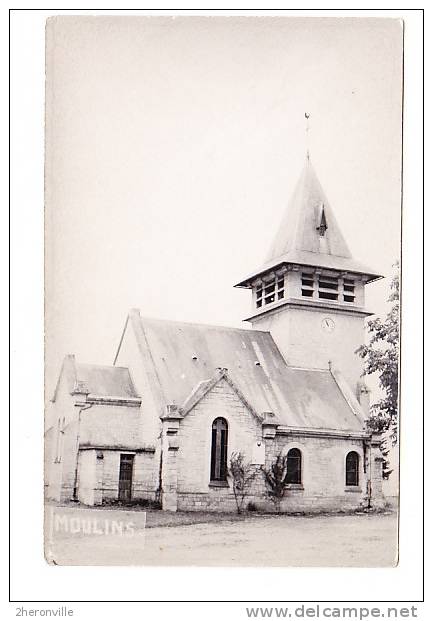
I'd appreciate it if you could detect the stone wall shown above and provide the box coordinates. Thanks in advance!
[79,403,142,448]
[47,366,160,504]
[77,449,97,505]
[58,417,81,502]
[172,379,383,513]
[48,341,384,513]
[44,427,55,498]
[370,435,386,508]
[46,370,80,502]
[176,377,263,498]
[132,451,159,500]
[177,465,264,512]
[76,449,158,505]
[267,433,368,512]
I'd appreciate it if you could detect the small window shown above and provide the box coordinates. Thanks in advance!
[345,451,359,486]
[286,448,302,485]
[210,418,228,481]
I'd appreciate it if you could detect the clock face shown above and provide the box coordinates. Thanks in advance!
[321,317,335,333]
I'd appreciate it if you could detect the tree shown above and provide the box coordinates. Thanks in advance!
[356,262,399,478]
[261,453,288,512]
[228,451,257,514]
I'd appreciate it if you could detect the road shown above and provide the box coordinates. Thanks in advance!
[46,505,398,567]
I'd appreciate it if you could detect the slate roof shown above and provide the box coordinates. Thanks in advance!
[75,363,139,399]
[53,355,140,400]
[235,157,382,287]
[126,309,365,432]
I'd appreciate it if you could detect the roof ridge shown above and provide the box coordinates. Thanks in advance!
[286,365,331,373]
[76,362,130,371]
[136,312,271,335]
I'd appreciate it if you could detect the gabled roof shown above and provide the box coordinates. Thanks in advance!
[125,309,365,432]
[179,367,264,421]
[52,354,140,401]
[235,157,382,287]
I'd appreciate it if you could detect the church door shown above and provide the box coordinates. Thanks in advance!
[118,454,134,501]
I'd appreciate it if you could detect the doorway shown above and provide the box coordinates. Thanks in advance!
[118,453,134,502]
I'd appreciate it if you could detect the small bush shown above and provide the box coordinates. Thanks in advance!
[228,452,257,514]
[261,453,288,512]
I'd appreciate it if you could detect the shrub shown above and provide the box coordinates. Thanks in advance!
[228,451,257,514]
[261,453,288,512]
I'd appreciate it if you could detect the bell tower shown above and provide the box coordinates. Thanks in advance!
[234,156,382,397]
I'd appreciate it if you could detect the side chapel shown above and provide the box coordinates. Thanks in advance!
[46,156,385,512]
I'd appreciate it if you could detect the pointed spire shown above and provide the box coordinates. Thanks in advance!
[234,157,382,288]
[266,157,352,263]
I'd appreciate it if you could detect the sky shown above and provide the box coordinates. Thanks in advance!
[45,16,403,393]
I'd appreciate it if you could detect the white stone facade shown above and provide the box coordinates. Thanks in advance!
[46,157,388,513]
[47,366,385,513]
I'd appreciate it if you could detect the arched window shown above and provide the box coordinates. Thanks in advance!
[286,448,302,485]
[346,451,359,486]
[210,417,228,481]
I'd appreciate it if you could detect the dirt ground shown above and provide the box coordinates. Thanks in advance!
[45,503,398,567]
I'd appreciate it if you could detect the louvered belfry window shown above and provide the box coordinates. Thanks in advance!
[255,276,285,309]
[210,417,228,481]
[301,272,314,297]
[343,278,356,303]
[318,274,339,301]
[300,272,356,304]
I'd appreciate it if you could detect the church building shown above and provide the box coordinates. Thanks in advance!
[46,156,385,513]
